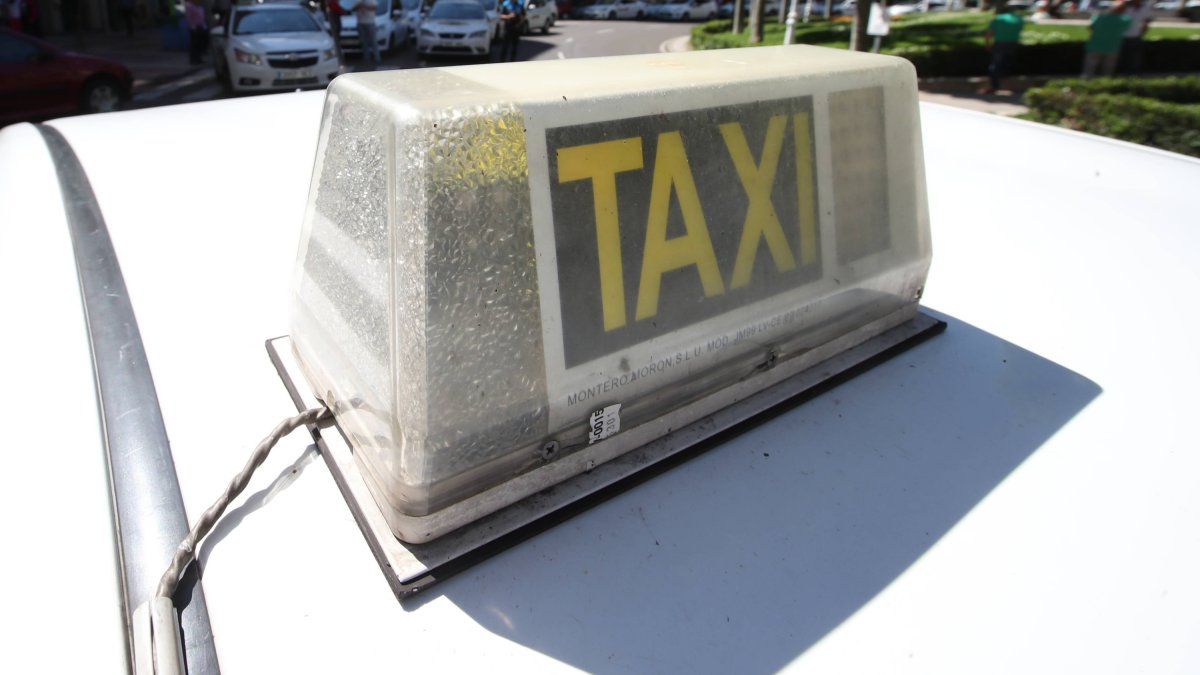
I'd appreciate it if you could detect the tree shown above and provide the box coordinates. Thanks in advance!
[748,0,765,43]
[850,0,870,50]
[733,0,745,33]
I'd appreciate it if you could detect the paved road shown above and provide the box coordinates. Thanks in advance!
[140,19,693,108]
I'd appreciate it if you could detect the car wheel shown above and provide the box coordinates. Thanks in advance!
[707,10,715,17]
[541,19,550,32]
[636,9,644,16]
[608,10,616,17]
[80,77,122,114]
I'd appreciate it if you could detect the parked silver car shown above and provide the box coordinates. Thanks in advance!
[417,1,493,57]
[339,0,411,54]
[646,0,717,19]
[524,0,559,31]
[582,0,647,18]
[210,4,340,93]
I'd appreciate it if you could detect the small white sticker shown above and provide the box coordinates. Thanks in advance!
[588,403,622,444]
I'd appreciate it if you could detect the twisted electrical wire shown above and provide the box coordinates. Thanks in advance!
[156,406,333,601]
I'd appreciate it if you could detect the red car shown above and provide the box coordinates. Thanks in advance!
[0,27,133,126]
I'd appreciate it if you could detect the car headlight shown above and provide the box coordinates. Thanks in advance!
[420,27,435,36]
[468,29,487,38]
[323,48,337,60]
[234,47,262,65]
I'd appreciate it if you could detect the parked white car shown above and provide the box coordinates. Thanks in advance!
[417,1,492,57]
[210,4,340,93]
[401,0,423,42]
[582,0,647,18]
[718,0,781,16]
[339,0,410,55]
[465,0,504,40]
[646,0,717,19]
[524,0,559,31]
[6,47,1200,675]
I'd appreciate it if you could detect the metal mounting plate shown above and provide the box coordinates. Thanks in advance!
[267,311,944,602]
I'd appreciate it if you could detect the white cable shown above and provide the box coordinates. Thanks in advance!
[136,406,332,674]
[156,406,333,601]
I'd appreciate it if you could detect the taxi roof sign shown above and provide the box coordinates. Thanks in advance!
[290,46,932,543]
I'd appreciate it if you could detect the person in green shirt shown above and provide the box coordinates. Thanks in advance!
[1084,1,1132,78]
[984,2,1024,94]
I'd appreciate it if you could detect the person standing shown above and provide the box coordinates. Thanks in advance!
[1083,0,1131,78]
[326,0,346,58]
[185,0,208,66]
[983,1,1023,94]
[1121,0,1152,74]
[497,0,523,62]
[118,0,135,37]
[352,0,380,71]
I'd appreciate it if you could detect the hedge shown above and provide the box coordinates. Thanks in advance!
[1022,74,1200,103]
[1020,77,1200,158]
[691,15,1200,78]
[903,40,1200,78]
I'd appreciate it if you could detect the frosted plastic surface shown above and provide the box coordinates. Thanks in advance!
[291,46,932,540]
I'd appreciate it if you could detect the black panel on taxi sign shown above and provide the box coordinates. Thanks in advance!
[549,96,822,367]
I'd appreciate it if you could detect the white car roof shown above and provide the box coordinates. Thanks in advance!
[3,82,1199,673]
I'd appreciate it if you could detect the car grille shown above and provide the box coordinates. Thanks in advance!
[271,77,320,86]
[438,32,466,38]
[267,52,320,68]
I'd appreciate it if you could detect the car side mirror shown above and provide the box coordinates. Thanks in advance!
[392,8,402,15]
[210,25,226,36]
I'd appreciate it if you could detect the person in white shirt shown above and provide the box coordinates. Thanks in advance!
[352,0,380,71]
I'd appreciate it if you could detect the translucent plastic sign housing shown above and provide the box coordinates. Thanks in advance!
[291,46,931,543]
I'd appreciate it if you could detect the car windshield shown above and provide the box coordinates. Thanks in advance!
[233,8,321,34]
[402,0,420,8]
[429,2,486,18]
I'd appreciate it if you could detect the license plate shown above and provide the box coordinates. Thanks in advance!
[277,69,313,81]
